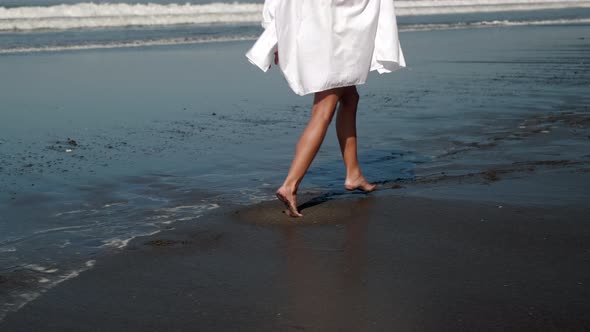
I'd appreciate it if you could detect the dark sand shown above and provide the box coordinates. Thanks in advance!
[1,185,589,331]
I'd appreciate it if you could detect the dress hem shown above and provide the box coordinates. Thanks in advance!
[283,60,406,96]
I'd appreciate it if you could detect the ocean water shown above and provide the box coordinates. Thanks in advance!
[0,0,589,53]
[1,0,590,324]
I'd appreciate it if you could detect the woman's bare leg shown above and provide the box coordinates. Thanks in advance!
[336,86,376,192]
[276,88,344,217]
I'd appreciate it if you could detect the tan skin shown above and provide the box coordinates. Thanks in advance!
[273,51,376,217]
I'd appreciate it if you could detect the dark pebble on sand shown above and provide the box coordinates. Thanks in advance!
[147,239,174,246]
[212,112,217,116]
[145,239,189,247]
[67,138,78,146]
[483,170,499,182]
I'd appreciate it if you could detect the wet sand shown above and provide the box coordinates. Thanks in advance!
[1,183,589,331]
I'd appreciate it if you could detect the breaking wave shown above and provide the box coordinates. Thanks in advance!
[1,0,589,32]
[0,2,261,31]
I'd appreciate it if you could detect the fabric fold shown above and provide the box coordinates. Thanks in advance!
[246,0,279,72]
[370,0,406,74]
[245,22,278,72]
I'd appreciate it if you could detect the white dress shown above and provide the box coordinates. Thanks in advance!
[246,0,406,96]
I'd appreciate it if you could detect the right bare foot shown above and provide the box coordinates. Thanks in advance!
[276,186,303,218]
[344,175,377,193]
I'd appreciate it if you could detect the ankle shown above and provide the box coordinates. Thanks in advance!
[345,169,363,181]
[279,181,298,194]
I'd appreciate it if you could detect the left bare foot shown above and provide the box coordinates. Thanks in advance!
[276,186,303,217]
[344,175,377,192]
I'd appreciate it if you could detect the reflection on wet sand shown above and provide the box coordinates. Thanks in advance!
[280,197,374,331]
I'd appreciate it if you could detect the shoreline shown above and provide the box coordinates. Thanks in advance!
[2,153,587,318]
[1,162,589,329]
[1,172,589,330]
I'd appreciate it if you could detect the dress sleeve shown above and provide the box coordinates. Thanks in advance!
[245,0,279,72]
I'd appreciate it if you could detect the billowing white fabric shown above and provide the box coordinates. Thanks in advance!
[246,0,406,96]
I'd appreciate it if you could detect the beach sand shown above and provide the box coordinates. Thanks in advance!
[1,23,590,331]
[1,187,589,331]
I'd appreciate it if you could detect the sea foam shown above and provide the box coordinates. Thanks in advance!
[1,0,589,31]
[0,2,261,31]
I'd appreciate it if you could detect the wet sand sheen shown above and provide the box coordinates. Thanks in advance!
[1,192,589,331]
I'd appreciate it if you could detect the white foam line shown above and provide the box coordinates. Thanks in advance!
[394,0,590,8]
[33,224,87,235]
[0,34,257,54]
[0,225,86,247]
[399,17,590,31]
[103,202,126,208]
[0,260,97,322]
[24,264,59,273]
[100,203,219,248]
[396,1,590,15]
[160,203,220,212]
[102,229,161,249]
[53,209,84,217]
[102,237,133,249]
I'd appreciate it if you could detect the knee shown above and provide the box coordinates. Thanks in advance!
[313,90,340,116]
[312,106,336,123]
